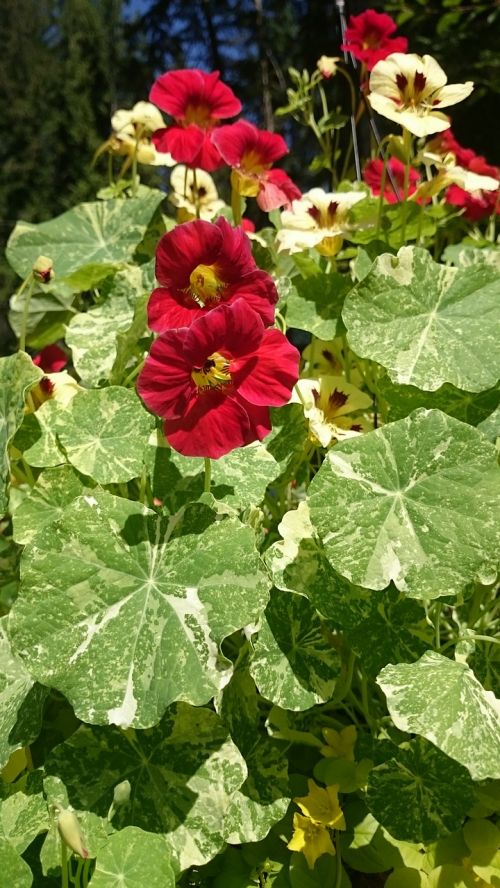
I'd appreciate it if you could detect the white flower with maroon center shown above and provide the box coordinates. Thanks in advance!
[276,188,365,256]
[369,53,473,138]
[293,376,372,447]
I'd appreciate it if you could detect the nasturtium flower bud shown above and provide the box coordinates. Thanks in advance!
[113,779,131,806]
[32,255,54,283]
[57,808,89,859]
[316,55,340,79]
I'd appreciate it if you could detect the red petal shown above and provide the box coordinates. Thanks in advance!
[148,287,204,332]
[32,344,67,372]
[137,332,194,419]
[183,300,265,366]
[212,120,288,168]
[149,69,241,120]
[152,124,205,166]
[257,169,301,211]
[165,392,254,458]
[232,328,299,406]
[155,219,223,290]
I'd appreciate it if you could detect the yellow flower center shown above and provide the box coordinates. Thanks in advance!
[241,149,268,174]
[191,352,232,392]
[183,103,214,128]
[188,264,226,306]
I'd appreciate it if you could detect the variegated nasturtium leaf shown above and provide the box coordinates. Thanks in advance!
[249,588,340,710]
[443,244,500,271]
[12,465,88,545]
[0,618,47,770]
[90,827,175,887]
[308,409,500,599]
[342,246,500,392]
[65,267,145,386]
[218,661,290,844]
[265,503,429,676]
[366,737,475,843]
[284,272,350,339]
[13,401,68,468]
[0,352,41,513]
[9,491,270,728]
[478,403,500,443]
[0,838,33,888]
[377,652,500,781]
[45,704,247,872]
[0,772,48,854]
[5,191,164,280]
[40,775,112,873]
[57,387,153,484]
[9,285,76,350]
[378,376,500,427]
[146,433,280,511]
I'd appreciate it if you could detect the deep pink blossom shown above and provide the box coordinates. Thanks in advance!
[341,10,408,70]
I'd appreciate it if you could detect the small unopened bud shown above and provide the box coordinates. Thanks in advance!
[32,255,54,283]
[113,779,131,807]
[317,55,340,79]
[57,808,89,859]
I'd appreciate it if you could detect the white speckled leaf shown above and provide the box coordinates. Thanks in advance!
[342,246,500,392]
[89,827,175,887]
[12,465,87,545]
[250,588,340,710]
[285,272,350,339]
[9,491,270,728]
[6,192,164,279]
[65,267,145,386]
[443,245,500,271]
[146,434,280,511]
[377,651,500,781]
[308,409,500,599]
[0,352,42,513]
[0,838,33,888]
[15,402,68,468]
[478,404,500,443]
[57,388,153,484]
[366,737,474,842]
[45,704,247,872]
[0,774,48,854]
[218,664,290,844]
[0,618,47,769]
[379,376,500,427]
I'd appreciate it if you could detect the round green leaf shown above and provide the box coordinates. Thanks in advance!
[6,193,164,280]
[308,409,500,599]
[46,704,247,872]
[366,737,474,843]
[0,618,47,770]
[0,837,32,888]
[250,588,340,710]
[378,376,500,427]
[377,651,500,781]
[57,388,153,484]
[0,773,48,854]
[9,491,270,727]
[12,465,87,546]
[89,827,175,887]
[342,246,500,392]
[285,272,350,339]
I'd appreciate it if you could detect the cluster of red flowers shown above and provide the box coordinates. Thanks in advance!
[137,217,299,459]
[363,157,420,203]
[340,9,408,71]
[433,130,500,222]
[150,69,300,211]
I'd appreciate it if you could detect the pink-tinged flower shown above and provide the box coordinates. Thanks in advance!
[32,344,68,373]
[212,120,301,211]
[137,299,299,459]
[148,216,279,332]
[340,10,408,70]
[445,156,500,221]
[241,218,256,233]
[150,69,242,172]
[363,157,420,203]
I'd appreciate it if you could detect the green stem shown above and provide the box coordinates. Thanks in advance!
[61,841,69,888]
[192,167,201,219]
[335,830,343,888]
[18,274,35,353]
[72,859,83,887]
[82,859,91,888]
[203,457,212,494]
[400,127,413,246]
[231,185,242,225]
[342,335,351,383]
[122,358,145,388]
[376,157,388,240]
[434,602,442,650]
[131,124,144,198]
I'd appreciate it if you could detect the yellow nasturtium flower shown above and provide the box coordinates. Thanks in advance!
[294,779,346,829]
[321,725,357,761]
[293,376,372,447]
[287,813,336,870]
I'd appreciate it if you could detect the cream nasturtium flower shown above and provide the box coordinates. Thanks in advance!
[277,188,365,256]
[111,101,165,136]
[169,165,225,221]
[288,813,336,869]
[25,371,82,413]
[416,151,499,200]
[109,101,174,166]
[369,53,473,138]
[293,376,372,447]
[317,55,340,78]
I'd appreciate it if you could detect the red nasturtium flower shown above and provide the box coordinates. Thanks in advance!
[32,344,68,373]
[212,120,301,211]
[340,10,408,70]
[150,69,242,171]
[363,157,420,203]
[148,216,279,332]
[427,130,500,220]
[137,299,299,459]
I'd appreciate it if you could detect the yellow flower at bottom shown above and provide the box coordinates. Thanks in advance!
[288,812,336,870]
[295,779,346,829]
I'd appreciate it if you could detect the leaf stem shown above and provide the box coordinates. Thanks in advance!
[335,830,343,888]
[61,841,69,888]
[203,457,212,493]
[122,358,145,388]
[400,127,413,246]
[18,274,35,353]
[231,184,242,225]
